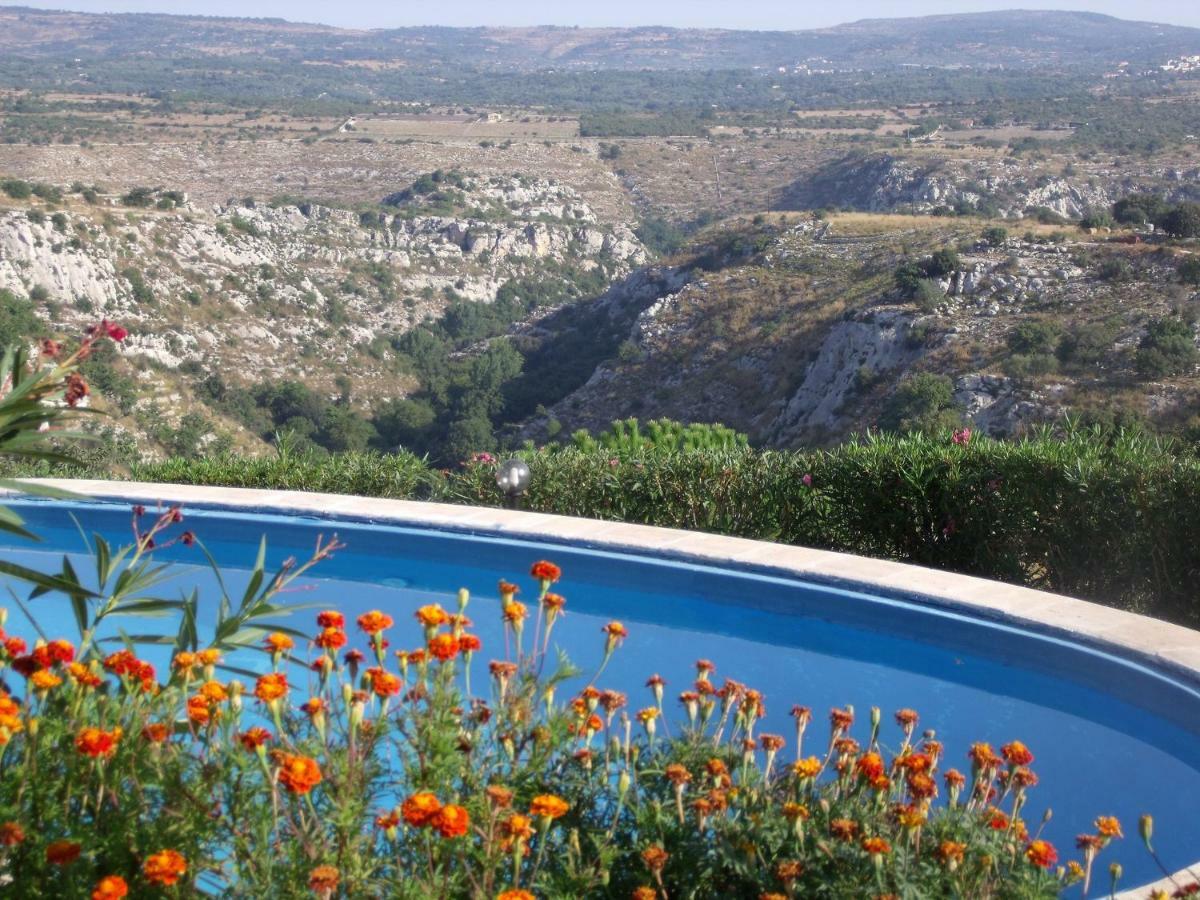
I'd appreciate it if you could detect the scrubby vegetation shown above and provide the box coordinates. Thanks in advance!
[11,425,1200,628]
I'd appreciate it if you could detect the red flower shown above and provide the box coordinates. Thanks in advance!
[428,634,459,661]
[102,320,128,342]
[1002,740,1035,767]
[64,373,89,407]
[530,561,562,583]
[357,610,394,635]
[1025,839,1058,869]
[430,804,470,838]
[316,611,345,629]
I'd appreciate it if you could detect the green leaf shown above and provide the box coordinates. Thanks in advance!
[0,559,100,598]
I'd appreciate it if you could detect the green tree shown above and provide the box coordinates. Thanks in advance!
[1136,317,1199,378]
[880,373,961,434]
[1158,203,1200,239]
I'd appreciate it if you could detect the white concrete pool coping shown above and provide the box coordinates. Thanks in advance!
[8,478,1200,895]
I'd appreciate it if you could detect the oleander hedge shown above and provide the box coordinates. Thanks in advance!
[10,430,1200,626]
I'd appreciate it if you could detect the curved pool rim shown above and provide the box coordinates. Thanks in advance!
[8,478,1200,896]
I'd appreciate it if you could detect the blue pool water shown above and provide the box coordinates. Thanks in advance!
[1,497,1199,885]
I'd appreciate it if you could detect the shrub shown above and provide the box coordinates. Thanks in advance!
[1136,316,1199,378]
[982,226,1008,246]
[1096,256,1132,282]
[1178,257,1200,286]
[1058,320,1119,366]
[1112,194,1166,226]
[880,373,960,434]
[1007,321,1062,355]
[1158,202,1200,239]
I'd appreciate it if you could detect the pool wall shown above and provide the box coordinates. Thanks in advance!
[6,478,1200,895]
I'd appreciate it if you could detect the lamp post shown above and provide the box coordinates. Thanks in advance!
[496,458,531,511]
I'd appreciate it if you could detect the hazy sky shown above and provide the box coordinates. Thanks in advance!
[11,0,1200,30]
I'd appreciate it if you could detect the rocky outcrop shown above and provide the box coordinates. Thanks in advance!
[770,308,922,442]
[785,152,1200,219]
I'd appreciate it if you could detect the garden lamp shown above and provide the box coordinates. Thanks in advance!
[496,458,531,510]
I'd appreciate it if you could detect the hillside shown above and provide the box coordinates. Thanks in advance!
[516,213,1200,446]
[0,7,1196,73]
[0,172,645,456]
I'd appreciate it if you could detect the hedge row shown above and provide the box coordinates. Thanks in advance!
[14,432,1198,625]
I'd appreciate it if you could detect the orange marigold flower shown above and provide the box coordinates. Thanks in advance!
[530,560,562,582]
[776,860,804,881]
[830,707,854,730]
[1002,740,1035,767]
[143,849,187,886]
[498,580,520,597]
[602,621,628,639]
[365,668,401,698]
[894,708,919,728]
[632,889,657,900]
[172,651,196,672]
[47,839,82,865]
[760,895,787,900]
[238,727,271,750]
[502,601,528,624]
[486,785,514,808]
[1096,816,1123,839]
[357,611,394,634]
[186,695,211,725]
[401,792,442,827]
[497,892,536,900]
[792,757,822,779]
[263,632,295,653]
[665,764,692,786]
[276,753,322,795]
[308,865,339,892]
[196,648,220,667]
[830,818,859,841]
[782,802,810,821]
[91,875,128,900]
[936,840,966,865]
[430,804,470,838]
[458,634,482,653]
[314,627,347,650]
[0,822,24,845]
[316,611,344,629]
[199,680,228,704]
[301,697,326,718]
[31,669,62,691]
[415,604,450,628]
[1077,834,1105,852]
[906,772,937,800]
[862,836,892,856]
[856,751,886,781]
[1025,840,1058,869]
[542,592,566,612]
[254,672,289,703]
[760,734,785,752]
[530,794,570,820]
[500,813,535,842]
[641,845,668,872]
[67,662,102,688]
[969,742,1001,768]
[636,707,659,724]
[428,633,459,661]
[76,726,121,759]
[943,768,967,789]
[141,723,170,743]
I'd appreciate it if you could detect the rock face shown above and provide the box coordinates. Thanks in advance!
[770,308,921,442]
[786,152,1200,219]
[0,175,646,375]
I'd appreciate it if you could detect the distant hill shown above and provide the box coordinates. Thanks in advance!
[0,6,1196,71]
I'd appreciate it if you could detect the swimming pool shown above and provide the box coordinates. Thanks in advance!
[2,482,1199,890]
